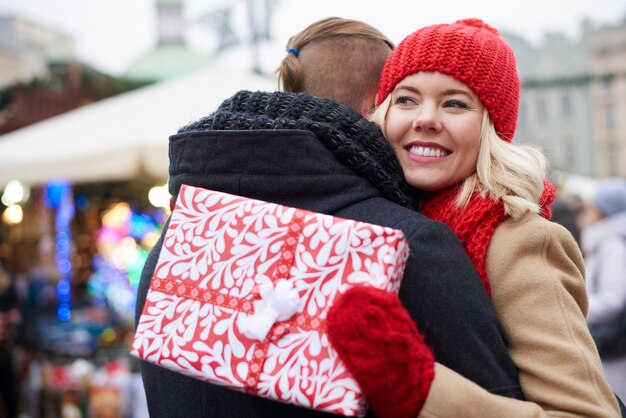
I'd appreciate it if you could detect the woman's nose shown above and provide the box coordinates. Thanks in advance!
[411,104,442,132]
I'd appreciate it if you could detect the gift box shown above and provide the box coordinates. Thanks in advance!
[131,185,409,416]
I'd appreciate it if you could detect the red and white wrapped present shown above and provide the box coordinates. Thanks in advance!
[131,185,409,416]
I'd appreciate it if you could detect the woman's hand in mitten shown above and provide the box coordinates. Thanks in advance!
[327,285,435,418]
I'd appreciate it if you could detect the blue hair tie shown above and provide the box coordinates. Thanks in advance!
[288,48,299,57]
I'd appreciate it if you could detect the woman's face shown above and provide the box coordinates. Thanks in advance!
[384,72,484,191]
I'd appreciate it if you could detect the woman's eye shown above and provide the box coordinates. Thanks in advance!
[394,95,417,105]
[444,100,468,109]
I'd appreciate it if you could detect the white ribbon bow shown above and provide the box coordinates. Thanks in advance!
[237,279,302,341]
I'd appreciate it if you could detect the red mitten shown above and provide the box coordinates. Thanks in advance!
[327,285,435,418]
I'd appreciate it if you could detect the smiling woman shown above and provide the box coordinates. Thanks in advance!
[351,17,626,418]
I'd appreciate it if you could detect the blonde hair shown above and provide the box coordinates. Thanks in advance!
[369,97,548,220]
[276,17,394,114]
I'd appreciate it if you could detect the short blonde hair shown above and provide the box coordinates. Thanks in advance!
[369,98,548,220]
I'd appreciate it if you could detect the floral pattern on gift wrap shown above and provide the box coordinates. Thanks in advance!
[132,185,409,416]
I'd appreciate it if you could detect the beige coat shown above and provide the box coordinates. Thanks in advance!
[420,213,621,417]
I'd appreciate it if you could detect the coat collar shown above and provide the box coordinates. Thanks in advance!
[171,90,417,209]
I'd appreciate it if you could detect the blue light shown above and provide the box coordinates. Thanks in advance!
[44,180,71,209]
[75,194,89,210]
[49,181,75,322]
[57,291,70,303]
[152,208,167,224]
[58,261,72,274]
[56,281,70,293]
[57,303,71,322]
[129,212,156,239]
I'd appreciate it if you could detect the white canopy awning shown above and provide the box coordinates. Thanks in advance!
[0,64,277,189]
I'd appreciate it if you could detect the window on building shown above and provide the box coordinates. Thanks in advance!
[607,141,618,176]
[605,102,614,130]
[536,96,547,125]
[159,6,182,43]
[519,101,527,127]
[562,134,576,171]
[595,46,611,57]
[560,91,572,119]
[602,74,614,90]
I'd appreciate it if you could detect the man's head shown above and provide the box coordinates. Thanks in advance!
[277,17,394,115]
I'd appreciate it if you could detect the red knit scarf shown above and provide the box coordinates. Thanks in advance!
[419,181,556,297]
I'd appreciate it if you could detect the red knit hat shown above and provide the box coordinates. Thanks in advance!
[377,18,520,142]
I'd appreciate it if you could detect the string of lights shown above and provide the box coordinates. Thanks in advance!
[44,180,75,322]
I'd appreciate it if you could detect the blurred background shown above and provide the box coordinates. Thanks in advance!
[0,0,625,416]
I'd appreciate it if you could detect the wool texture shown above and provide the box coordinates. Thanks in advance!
[420,188,503,296]
[420,180,556,296]
[179,90,417,209]
[376,18,520,142]
[539,179,556,219]
[327,285,435,418]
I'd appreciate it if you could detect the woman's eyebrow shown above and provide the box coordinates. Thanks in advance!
[442,89,474,98]
[393,84,419,94]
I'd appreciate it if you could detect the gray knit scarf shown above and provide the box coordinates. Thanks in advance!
[179,90,416,209]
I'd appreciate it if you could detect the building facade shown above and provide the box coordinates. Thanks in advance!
[0,15,74,89]
[588,22,626,177]
[510,16,626,179]
[124,0,210,82]
[508,31,595,177]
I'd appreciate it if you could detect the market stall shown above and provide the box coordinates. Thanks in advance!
[0,63,276,188]
[0,63,276,417]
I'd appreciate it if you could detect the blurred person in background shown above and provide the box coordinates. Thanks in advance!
[579,177,626,402]
[0,260,22,418]
[550,194,583,247]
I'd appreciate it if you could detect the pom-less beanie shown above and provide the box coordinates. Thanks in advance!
[376,18,520,142]
[591,178,626,217]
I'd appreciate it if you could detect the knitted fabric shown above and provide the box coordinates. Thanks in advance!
[539,180,556,220]
[420,188,503,296]
[327,285,435,418]
[376,18,520,142]
[179,90,417,209]
[420,180,556,296]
